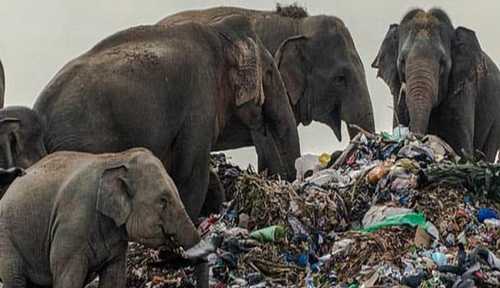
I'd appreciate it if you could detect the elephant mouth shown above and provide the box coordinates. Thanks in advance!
[160,226,185,255]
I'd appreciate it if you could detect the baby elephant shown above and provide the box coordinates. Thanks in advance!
[0,148,206,288]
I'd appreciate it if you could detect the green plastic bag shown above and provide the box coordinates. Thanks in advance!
[250,225,286,243]
[361,212,427,233]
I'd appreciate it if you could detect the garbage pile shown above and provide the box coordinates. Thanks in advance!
[122,127,499,288]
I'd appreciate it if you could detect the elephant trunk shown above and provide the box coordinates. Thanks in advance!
[175,211,201,250]
[343,90,375,139]
[405,59,439,135]
[341,64,375,139]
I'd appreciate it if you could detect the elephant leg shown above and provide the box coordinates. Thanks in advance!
[200,169,225,216]
[481,122,500,162]
[98,252,127,288]
[50,248,88,288]
[251,129,282,176]
[235,102,283,176]
[0,240,27,288]
[170,119,212,221]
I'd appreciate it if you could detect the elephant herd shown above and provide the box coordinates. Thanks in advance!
[0,5,499,288]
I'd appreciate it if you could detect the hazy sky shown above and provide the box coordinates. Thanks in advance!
[0,1,498,166]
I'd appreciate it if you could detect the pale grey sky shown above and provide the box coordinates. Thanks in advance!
[0,1,498,166]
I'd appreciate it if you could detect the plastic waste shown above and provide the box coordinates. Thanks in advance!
[483,218,500,227]
[361,212,427,233]
[362,205,414,228]
[366,161,392,185]
[423,135,458,162]
[288,215,310,241]
[381,125,409,142]
[319,153,331,167]
[401,271,428,288]
[431,252,448,266]
[133,127,500,287]
[470,247,500,270]
[393,126,410,141]
[331,238,355,256]
[295,153,331,182]
[398,143,435,162]
[477,207,498,222]
[250,225,286,243]
[303,169,351,187]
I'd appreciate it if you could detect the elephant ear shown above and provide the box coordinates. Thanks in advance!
[230,36,265,107]
[212,14,265,107]
[274,35,307,106]
[372,24,401,96]
[450,27,485,93]
[96,165,132,227]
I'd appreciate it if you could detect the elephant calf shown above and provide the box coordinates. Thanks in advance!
[0,148,205,288]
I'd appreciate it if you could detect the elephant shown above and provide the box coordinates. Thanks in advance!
[32,15,300,220]
[0,106,46,198]
[0,148,208,288]
[158,5,376,144]
[373,8,500,160]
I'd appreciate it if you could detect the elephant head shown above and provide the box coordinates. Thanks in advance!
[97,148,200,250]
[0,106,46,192]
[373,9,485,138]
[275,16,375,140]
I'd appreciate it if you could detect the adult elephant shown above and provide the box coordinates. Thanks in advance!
[373,8,500,160]
[158,5,375,146]
[33,15,300,221]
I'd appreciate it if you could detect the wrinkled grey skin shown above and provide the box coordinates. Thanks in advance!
[158,6,375,143]
[0,148,205,288]
[0,107,46,198]
[33,15,299,221]
[0,60,4,108]
[373,8,500,160]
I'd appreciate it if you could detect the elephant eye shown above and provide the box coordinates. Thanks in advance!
[160,198,168,209]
